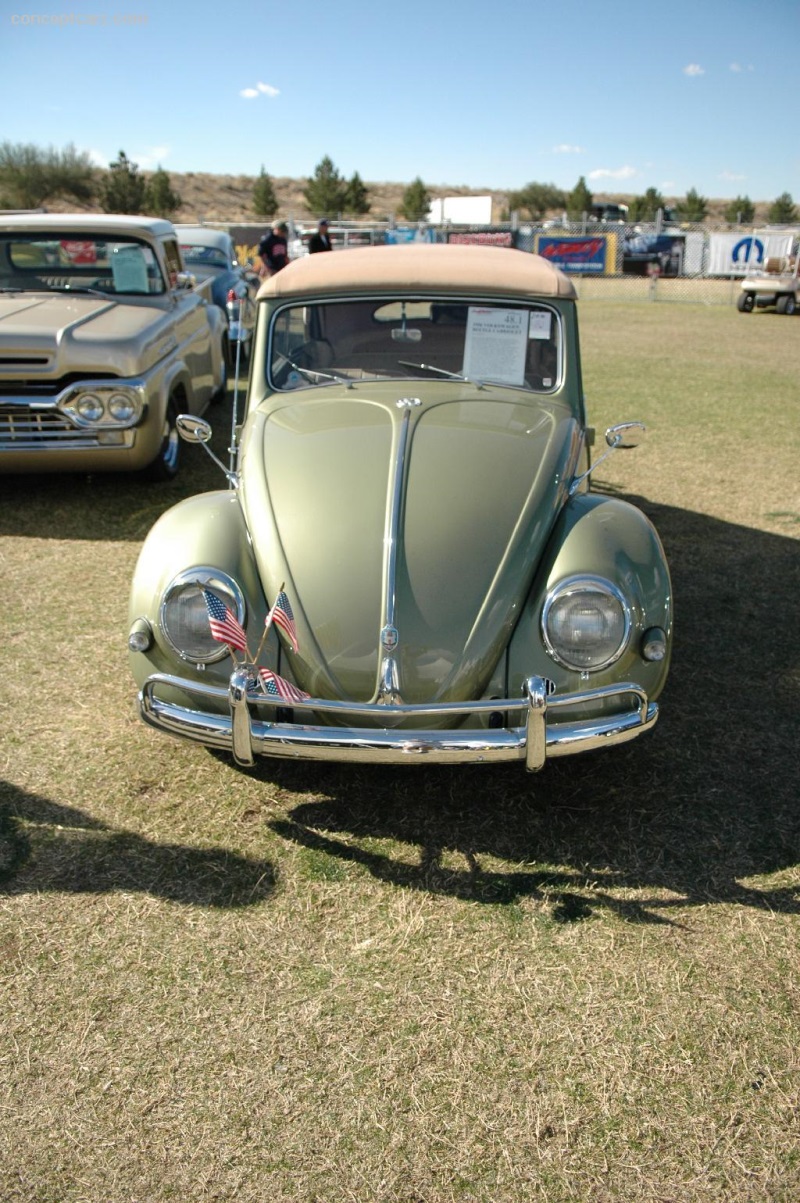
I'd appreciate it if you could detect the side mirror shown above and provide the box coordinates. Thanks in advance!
[176,271,196,290]
[176,414,238,486]
[605,421,646,450]
[176,414,212,444]
[569,421,647,496]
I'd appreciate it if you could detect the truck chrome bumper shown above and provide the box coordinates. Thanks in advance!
[139,670,658,772]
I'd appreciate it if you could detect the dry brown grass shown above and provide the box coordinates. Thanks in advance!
[1,302,798,1202]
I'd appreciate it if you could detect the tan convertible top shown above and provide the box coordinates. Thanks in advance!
[259,242,577,301]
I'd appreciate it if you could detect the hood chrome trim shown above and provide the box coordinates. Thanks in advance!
[376,404,415,704]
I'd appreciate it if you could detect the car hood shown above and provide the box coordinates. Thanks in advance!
[0,292,173,379]
[239,387,582,705]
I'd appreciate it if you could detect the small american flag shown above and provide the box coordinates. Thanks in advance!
[258,668,310,703]
[203,588,248,653]
[267,590,299,653]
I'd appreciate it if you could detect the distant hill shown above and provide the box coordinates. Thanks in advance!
[41,171,773,227]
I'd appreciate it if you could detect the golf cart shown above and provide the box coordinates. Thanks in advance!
[738,245,800,315]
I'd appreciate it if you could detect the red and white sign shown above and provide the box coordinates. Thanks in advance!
[60,240,97,265]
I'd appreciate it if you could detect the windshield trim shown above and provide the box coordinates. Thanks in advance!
[266,291,564,396]
[1,232,167,296]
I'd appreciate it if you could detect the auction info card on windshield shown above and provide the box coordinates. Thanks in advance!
[463,307,527,385]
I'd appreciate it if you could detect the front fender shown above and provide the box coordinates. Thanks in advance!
[128,490,269,693]
[508,492,672,703]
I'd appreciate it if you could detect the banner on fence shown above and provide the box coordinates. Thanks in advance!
[385,227,436,244]
[534,234,616,274]
[707,231,795,276]
[446,231,514,247]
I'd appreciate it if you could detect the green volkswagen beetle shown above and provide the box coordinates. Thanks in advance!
[128,243,671,771]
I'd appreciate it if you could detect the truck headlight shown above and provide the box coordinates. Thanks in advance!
[160,568,246,664]
[108,391,137,421]
[542,576,631,671]
[76,393,104,421]
[60,381,145,428]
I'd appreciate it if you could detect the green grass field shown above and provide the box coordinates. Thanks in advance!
[1,303,798,1202]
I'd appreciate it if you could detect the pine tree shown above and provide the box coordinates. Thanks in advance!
[100,150,145,214]
[400,177,431,221]
[566,176,593,221]
[144,166,181,219]
[629,188,665,222]
[303,156,348,216]
[724,195,755,224]
[252,166,278,218]
[676,187,708,222]
[768,192,797,224]
[345,172,370,216]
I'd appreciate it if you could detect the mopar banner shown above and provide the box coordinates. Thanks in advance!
[535,235,614,274]
[707,232,795,276]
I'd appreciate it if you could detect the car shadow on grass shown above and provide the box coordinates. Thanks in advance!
[262,496,800,924]
[0,780,275,908]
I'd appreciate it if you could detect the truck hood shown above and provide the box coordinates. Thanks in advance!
[0,292,176,379]
[240,387,582,705]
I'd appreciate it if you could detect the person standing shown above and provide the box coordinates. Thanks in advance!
[257,221,289,276]
[308,219,332,254]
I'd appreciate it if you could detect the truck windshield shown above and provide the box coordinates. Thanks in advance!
[0,234,166,295]
[269,298,561,393]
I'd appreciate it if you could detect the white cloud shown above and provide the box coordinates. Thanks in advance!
[87,148,108,167]
[588,165,638,181]
[683,63,705,76]
[553,143,584,154]
[135,146,170,169]
[729,62,754,73]
[720,170,746,182]
[240,81,280,99]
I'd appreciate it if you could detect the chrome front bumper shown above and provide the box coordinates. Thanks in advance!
[139,669,658,772]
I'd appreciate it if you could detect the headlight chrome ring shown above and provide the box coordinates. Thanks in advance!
[159,567,247,665]
[542,575,632,672]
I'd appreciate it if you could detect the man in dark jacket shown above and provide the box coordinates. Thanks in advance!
[258,221,289,275]
[308,219,332,254]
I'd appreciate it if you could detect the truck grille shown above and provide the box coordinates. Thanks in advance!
[0,403,97,448]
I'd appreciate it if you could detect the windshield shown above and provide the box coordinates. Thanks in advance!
[0,234,166,295]
[269,298,561,392]
[179,244,230,268]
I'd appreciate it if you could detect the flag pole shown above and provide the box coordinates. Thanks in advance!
[255,581,286,663]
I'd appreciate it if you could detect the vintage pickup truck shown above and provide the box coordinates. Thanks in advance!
[0,213,228,480]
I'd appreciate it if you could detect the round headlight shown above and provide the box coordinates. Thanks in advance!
[108,392,136,422]
[160,568,246,664]
[542,576,631,671]
[76,393,104,422]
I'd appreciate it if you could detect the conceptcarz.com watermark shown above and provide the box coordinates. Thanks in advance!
[9,12,148,25]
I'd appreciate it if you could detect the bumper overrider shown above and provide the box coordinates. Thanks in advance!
[139,667,658,771]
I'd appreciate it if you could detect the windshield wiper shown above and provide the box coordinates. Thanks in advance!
[398,360,484,389]
[287,359,353,389]
[49,284,109,298]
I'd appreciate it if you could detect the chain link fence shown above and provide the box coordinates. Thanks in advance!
[220,215,799,308]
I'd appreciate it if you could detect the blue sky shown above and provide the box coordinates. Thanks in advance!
[1,0,797,202]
